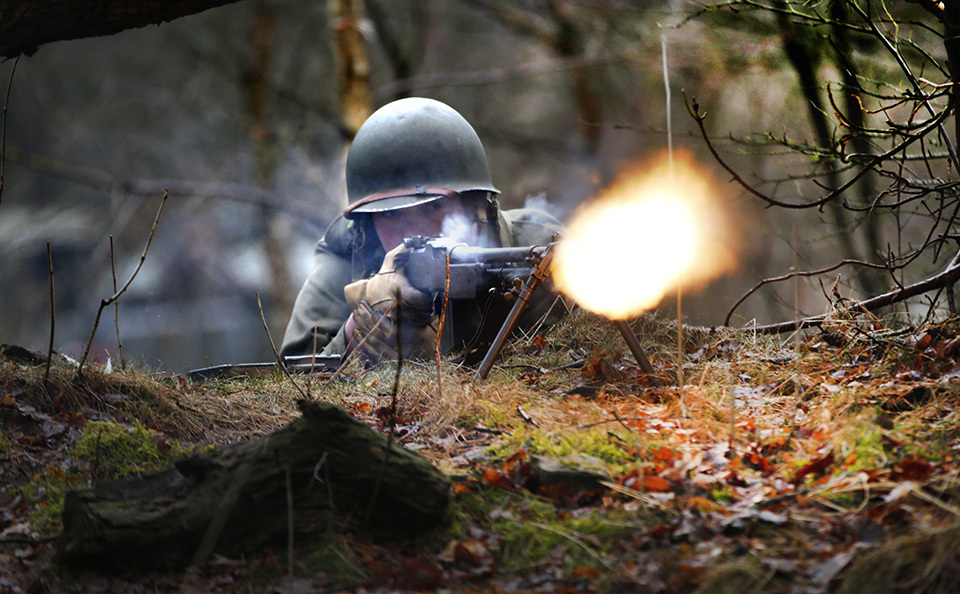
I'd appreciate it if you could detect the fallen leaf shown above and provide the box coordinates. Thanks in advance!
[792,453,835,486]
[643,476,671,492]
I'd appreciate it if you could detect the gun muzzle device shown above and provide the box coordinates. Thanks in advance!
[399,236,660,384]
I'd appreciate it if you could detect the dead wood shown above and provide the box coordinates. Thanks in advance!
[58,401,451,572]
[0,0,242,59]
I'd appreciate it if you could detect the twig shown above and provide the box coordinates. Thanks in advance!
[364,292,403,527]
[434,250,451,399]
[684,90,950,210]
[43,243,55,382]
[530,522,610,569]
[748,249,960,334]
[285,466,295,588]
[517,405,540,428]
[472,425,505,435]
[109,236,125,368]
[0,55,19,205]
[307,328,319,400]
[578,416,685,429]
[256,292,307,400]
[677,277,686,416]
[847,0,960,173]
[313,301,398,399]
[76,191,168,379]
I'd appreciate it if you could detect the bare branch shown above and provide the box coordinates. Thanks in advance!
[685,91,951,209]
[376,53,626,99]
[725,259,895,326]
[256,292,306,400]
[0,55,19,205]
[460,0,559,45]
[76,191,168,379]
[0,0,243,58]
[43,243,55,382]
[744,251,960,334]
[109,236,126,368]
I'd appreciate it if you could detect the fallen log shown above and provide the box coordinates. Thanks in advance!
[59,401,450,572]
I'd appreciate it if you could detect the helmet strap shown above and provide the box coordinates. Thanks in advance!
[350,216,385,278]
[484,193,503,247]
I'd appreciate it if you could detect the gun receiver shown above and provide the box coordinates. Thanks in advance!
[400,236,545,299]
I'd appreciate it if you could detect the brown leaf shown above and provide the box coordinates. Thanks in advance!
[395,556,444,590]
[912,331,933,351]
[643,476,671,492]
[792,453,835,485]
[891,455,934,481]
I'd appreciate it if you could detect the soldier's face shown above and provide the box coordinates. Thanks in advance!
[372,196,475,251]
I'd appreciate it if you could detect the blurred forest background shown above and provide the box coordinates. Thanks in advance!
[1,0,955,373]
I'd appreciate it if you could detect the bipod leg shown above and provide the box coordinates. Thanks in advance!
[612,319,662,388]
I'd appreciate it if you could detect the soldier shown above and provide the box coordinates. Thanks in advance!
[280,97,563,363]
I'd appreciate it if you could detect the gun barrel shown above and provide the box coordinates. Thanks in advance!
[447,244,541,265]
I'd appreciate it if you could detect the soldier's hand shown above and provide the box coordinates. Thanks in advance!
[344,244,438,361]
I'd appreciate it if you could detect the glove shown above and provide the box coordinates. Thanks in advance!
[344,244,439,361]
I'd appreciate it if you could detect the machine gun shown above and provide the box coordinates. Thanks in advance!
[398,236,659,383]
[188,237,659,384]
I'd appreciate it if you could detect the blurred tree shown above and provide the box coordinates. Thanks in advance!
[332,0,373,136]
[463,0,602,153]
[242,0,295,337]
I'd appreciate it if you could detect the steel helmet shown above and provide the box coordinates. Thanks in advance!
[343,97,499,217]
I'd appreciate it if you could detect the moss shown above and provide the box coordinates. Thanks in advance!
[449,487,644,575]
[15,464,86,533]
[71,419,211,480]
[0,429,15,454]
[711,485,735,504]
[488,426,641,473]
[847,419,891,473]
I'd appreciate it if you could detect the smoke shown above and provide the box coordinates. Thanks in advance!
[524,192,550,212]
[442,213,476,245]
[524,192,568,222]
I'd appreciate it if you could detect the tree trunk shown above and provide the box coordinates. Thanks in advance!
[332,0,373,137]
[0,0,243,58]
[244,0,294,337]
[59,401,451,572]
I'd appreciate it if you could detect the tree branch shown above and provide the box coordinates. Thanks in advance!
[684,91,951,209]
[0,55,18,205]
[744,250,960,334]
[725,258,894,326]
[0,0,244,58]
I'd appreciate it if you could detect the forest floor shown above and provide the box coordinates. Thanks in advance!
[3,309,960,593]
